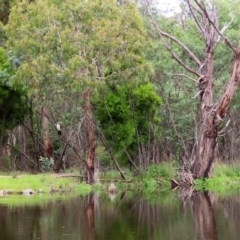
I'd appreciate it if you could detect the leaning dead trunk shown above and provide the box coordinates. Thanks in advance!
[83,89,96,184]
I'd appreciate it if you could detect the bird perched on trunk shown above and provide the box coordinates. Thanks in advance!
[56,123,61,135]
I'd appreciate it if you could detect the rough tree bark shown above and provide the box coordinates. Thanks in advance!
[191,47,240,178]
[42,105,54,159]
[83,89,96,184]
[144,0,240,179]
[190,3,220,178]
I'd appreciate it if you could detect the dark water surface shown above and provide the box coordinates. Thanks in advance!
[0,190,239,240]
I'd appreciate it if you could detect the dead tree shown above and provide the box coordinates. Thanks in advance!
[144,0,240,178]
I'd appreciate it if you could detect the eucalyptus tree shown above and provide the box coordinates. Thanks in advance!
[6,0,152,181]
[144,0,240,180]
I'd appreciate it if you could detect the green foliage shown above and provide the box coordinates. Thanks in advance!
[213,163,240,178]
[195,163,240,194]
[139,163,177,192]
[5,0,152,165]
[39,156,54,172]
[0,22,6,46]
[100,168,134,181]
[142,162,176,179]
[0,47,28,138]
[142,178,157,192]
[95,82,161,163]
[6,0,149,96]
[145,14,198,160]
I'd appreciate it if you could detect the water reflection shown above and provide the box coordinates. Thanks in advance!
[191,191,217,240]
[0,191,240,239]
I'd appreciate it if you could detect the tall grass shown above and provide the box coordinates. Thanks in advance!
[141,162,177,191]
[195,163,240,194]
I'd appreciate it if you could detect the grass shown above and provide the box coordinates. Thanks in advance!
[0,174,91,195]
[195,163,240,195]
[0,163,178,197]
[98,162,177,194]
[3,162,240,198]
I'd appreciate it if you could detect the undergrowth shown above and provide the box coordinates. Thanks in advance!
[195,163,240,194]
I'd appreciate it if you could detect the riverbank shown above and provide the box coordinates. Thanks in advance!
[0,162,240,196]
[0,174,91,195]
[0,163,176,195]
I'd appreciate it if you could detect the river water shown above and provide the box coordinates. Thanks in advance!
[0,190,239,240]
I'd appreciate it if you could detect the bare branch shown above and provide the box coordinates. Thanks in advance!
[215,47,240,118]
[221,16,234,35]
[216,16,234,43]
[193,0,236,53]
[185,0,204,36]
[171,73,198,83]
[143,0,201,68]
[159,30,201,66]
[192,90,203,99]
[161,36,201,77]
[143,0,201,77]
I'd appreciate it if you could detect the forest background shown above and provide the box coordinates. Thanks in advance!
[1,0,240,184]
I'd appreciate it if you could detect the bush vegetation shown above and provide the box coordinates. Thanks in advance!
[195,163,240,194]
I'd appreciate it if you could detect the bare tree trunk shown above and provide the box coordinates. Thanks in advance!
[83,89,96,184]
[190,42,215,177]
[191,47,240,178]
[144,0,240,179]
[42,105,53,159]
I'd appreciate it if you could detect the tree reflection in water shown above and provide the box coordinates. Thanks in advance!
[191,191,217,240]
[86,193,96,240]
[0,191,240,239]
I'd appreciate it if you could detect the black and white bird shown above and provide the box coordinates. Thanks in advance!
[56,123,61,135]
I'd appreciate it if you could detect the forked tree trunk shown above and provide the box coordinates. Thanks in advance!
[83,89,96,184]
[190,40,216,178]
[144,0,240,179]
[191,47,240,178]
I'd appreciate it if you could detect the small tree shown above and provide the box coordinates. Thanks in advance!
[95,82,161,169]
